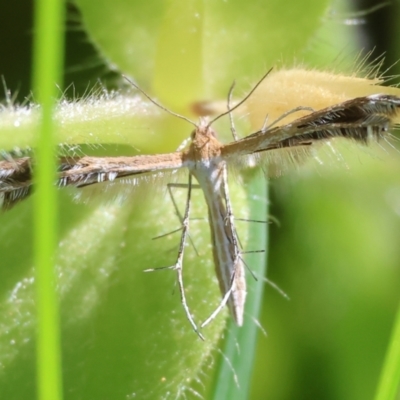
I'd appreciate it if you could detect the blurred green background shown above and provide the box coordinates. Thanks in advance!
[0,0,400,399]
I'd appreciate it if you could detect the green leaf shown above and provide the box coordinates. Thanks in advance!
[0,0,335,399]
[75,0,331,101]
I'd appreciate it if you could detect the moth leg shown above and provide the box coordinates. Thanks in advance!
[201,269,237,328]
[166,182,201,223]
[144,174,204,340]
[155,182,201,255]
[261,105,315,132]
[227,80,239,141]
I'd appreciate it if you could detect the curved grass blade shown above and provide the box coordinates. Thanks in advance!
[374,301,400,400]
[211,172,268,399]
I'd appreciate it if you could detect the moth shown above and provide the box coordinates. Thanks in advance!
[1,72,399,339]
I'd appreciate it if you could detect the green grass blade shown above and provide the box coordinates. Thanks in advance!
[211,174,268,399]
[374,301,400,400]
[32,0,65,399]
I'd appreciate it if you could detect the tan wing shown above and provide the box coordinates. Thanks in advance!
[0,151,184,210]
[0,157,32,209]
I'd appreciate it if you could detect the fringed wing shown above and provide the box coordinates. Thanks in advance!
[222,94,400,173]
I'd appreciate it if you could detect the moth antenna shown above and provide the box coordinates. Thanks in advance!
[208,67,274,127]
[122,75,197,127]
